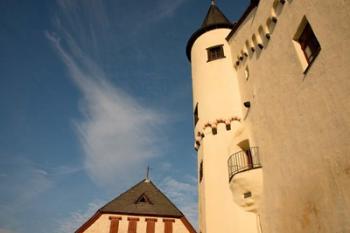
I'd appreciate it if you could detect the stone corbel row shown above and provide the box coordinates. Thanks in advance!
[194,116,241,150]
[234,0,287,69]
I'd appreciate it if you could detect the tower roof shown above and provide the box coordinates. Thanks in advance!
[186,3,234,61]
[201,3,232,28]
[99,179,184,217]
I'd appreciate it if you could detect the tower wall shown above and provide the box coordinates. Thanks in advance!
[191,29,242,128]
[190,28,258,233]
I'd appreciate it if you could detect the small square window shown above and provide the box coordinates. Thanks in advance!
[207,45,225,62]
[293,17,321,73]
[244,191,252,198]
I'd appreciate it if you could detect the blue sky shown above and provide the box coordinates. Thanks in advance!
[0,0,248,232]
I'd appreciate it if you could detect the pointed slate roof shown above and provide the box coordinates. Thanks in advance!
[99,179,183,217]
[201,4,231,28]
[186,3,234,61]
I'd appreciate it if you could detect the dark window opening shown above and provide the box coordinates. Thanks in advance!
[135,194,152,204]
[244,191,252,198]
[245,148,253,169]
[199,161,203,183]
[298,21,321,65]
[207,45,225,62]
[238,139,253,169]
[194,103,199,126]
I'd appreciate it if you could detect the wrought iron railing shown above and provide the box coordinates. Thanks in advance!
[228,147,262,181]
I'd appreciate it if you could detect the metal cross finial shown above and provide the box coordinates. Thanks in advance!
[146,165,150,181]
[211,0,216,5]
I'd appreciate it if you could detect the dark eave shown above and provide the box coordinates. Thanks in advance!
[226,0,260,41]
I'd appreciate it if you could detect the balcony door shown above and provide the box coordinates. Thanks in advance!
[245,148,253,169]
[238,139,253,169]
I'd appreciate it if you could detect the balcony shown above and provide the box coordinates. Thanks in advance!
[228,147,262,181]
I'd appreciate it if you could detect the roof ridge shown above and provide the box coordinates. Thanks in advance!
[148,180,184,215]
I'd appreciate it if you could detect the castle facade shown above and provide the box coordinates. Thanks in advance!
[186,0,350,233]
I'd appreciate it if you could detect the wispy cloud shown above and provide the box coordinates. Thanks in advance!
[160,176,198,228]
[46,0,164,187]
[0,158,53,231]
[155,0,188,19]
[53,165,83,176]
[0,159,53,210]
[0,228,16,233]
[55,200,104,233]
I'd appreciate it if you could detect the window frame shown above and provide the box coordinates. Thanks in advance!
[293,17,321,74]
[298,22,321,65]
[206,44,225,62]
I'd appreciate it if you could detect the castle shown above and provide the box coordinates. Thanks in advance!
[74,0,350,232]
[186,0,350,233]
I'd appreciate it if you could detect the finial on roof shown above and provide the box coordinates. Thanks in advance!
[211,0,216,5]
[145,165,151,182]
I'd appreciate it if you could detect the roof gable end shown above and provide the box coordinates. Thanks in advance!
[99,179,183,217]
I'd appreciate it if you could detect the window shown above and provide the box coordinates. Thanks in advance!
[109,217,122,233]
[244,191,252,198]
[238,139,253,168]
[298,22,321,65]
[135,194,152,204]
[194,103,199,126]
[293,17,321,72]
[199,161,203,182]
[145,218,157,233]
[207,45,225,62]
[127,218,139,233]
[245,148,253,169]
[163,219,175,233]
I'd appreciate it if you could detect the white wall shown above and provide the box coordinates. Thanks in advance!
[227,0,350,232]
[82,214,191,233]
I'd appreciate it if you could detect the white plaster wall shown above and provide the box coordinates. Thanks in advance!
[229,169,263,213]
[227,0,350,232]
[82,214,190,233]
[197,144,207,233]
[191,28,242,133]
[200,127,237,233]
[198,125,259,233]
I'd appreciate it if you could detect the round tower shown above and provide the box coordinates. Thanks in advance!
[186,2,261,233]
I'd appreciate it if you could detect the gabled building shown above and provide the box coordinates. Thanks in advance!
[75,179,196,233]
